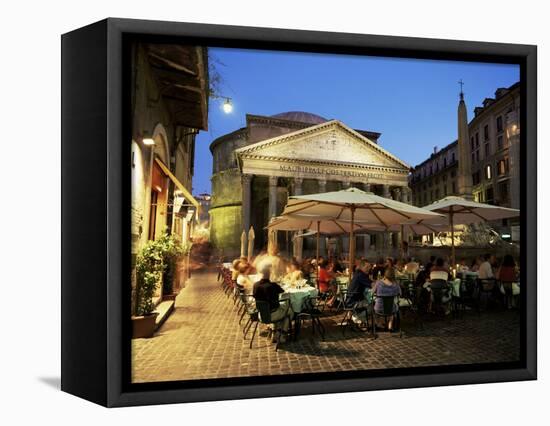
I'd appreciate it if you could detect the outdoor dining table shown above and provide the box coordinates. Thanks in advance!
[280,283,318,313]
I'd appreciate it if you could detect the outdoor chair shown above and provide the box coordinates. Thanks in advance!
[500,280,517,310]
[248,300,288,351]
[295,296,326,341]
[429,280,450,318]
[340,291,370,336]
[372,295,402,338]
[477,278,498,310]
[399,281,423,329]
[454,276,480,315]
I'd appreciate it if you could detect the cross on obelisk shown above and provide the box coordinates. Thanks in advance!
[458,79,465,99]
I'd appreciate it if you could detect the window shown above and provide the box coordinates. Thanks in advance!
[476,151,480,162]
[475,132,480,147]
[486,187,494,204]
[443,157,447,168]
[485,165,492,180]
[497,158,509,175]
[471,153,475,163]
[443,185,448,196]
[485,143,490,157]
[452,181,456,193]
[496,116,503,133]
[450,170,456,178]
[470,137,474,151]
[497,135,503,150]
[472,171,481,185]
[451,152,455,163]
[435,188,440,199]
[484,124,489,141]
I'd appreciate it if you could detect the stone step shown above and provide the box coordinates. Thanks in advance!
[154,300,175,330]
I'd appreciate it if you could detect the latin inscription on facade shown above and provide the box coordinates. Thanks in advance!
[279,164,385,180]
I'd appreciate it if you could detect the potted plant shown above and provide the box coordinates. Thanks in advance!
[132,239,164,338]
[159,233,187,300]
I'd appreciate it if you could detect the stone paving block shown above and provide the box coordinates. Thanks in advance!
[132,269,520,383]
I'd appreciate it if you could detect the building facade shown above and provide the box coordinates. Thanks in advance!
[131,43,209,299]
[409,82,520,238]
[209,111,412,258]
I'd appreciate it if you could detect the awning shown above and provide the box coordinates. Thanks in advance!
[154,157,200,220]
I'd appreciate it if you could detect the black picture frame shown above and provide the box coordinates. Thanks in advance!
[61,17,537,407]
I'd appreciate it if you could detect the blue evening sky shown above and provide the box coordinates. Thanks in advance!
[193,47,519,195]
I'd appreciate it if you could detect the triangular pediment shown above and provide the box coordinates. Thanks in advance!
[235,120,409,170]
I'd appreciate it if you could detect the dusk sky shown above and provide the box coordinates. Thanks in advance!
[193,47,519,195]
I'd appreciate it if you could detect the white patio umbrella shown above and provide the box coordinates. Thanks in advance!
[247,226,255,261]
[240,230,247,258]
[422,196,520,265]
[281,187,445,282]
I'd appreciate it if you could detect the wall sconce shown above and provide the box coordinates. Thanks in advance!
[141,130,156,146]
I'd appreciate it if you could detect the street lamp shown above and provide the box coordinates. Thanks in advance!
[222,97,233,114]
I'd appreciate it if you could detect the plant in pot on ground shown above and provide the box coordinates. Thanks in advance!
[159,233,190,299]
[132,238,164,338]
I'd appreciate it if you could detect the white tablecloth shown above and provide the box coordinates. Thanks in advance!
[280,285,318,313]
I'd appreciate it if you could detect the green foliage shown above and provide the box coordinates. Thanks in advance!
[135,233,189,315]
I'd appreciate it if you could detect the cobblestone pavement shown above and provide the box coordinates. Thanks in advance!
[132,269,520,383]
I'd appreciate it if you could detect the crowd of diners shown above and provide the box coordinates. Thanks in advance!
[227,250,519,340]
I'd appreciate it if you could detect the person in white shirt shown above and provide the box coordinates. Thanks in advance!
[478,254,494,279]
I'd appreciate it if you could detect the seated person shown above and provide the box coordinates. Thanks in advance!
[372,268,402,331]
[345,260,372,308]
[429,257,449,283]
[395,259,407,278]
[457,258,469,273]
[235,262,254,294]
[253,264,293,339]
[331,258,345,274]
[318,259,337,307]
[370,257,386,280]
[478,253,495,279]
[470,256,482,273]
[231,258,241,281]
[283,259,304,285]
[404,257,420,275]
[497,254,518,282]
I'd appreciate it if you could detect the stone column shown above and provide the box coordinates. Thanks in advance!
[292,177,304,260]
[293,177,303,196]
[363,183,371,193]
[317,178,327,255]
[268,176,278,219]
[393,187,403,257]
[318,178,327,193]
[342,181,351,189]
[382,184,391,252]
[242,174,252,246]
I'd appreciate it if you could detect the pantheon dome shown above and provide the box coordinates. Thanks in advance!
[270,111,328,125]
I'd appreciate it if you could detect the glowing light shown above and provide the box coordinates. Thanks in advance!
[222,98,233,114]
[143,138,156,146]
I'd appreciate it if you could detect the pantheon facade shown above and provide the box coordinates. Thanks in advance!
[209,111,412,258]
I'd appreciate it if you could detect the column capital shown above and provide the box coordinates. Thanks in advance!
[268,175,278,186]
[342,181,351,189]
